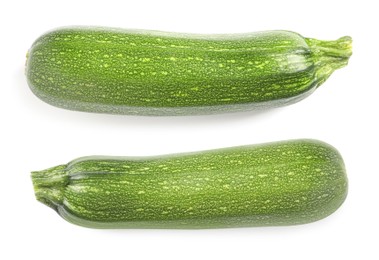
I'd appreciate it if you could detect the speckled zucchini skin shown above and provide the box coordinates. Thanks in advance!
[25,27,352,115]
[31,139,348,229]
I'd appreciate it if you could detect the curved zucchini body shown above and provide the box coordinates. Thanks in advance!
[31,139,348,229]
[25,27,352,116]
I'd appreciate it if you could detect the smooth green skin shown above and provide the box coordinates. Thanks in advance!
[31,139,348,229]
[25,27,352,115]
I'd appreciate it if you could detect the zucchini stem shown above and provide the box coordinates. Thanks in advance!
[306,36,352,86]
[31,165,68,211]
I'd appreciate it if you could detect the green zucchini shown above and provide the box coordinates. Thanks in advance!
[31,139,348,229]
[25,27,352,116]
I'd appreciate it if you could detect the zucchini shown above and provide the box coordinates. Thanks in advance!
[25,27,352,116]
[31,139,348,229]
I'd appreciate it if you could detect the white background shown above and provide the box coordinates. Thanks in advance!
[1,0,378,259]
